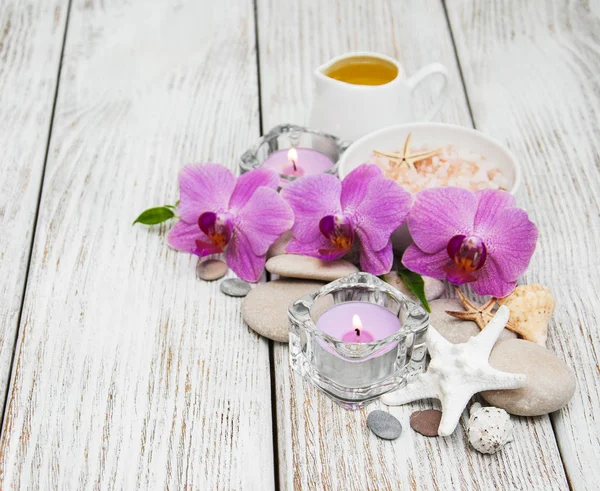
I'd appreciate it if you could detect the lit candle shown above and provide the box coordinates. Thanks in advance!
[316,302,400,344]
[262,147,335,187]
[313,302,402,393]
[341,315,375,342]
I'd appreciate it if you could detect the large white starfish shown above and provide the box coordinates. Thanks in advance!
[382,305,526,436]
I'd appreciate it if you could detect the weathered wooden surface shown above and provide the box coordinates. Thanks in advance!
[0,0,275,489]
[1,0,598,488]
[0,0,68,415]
[447,0,600,488]
[258,0,568,489]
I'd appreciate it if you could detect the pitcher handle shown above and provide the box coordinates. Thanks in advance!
[406,62,449,121]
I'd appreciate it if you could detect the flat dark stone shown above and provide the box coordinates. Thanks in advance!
[367,410,402,440]
[410,409,442,437]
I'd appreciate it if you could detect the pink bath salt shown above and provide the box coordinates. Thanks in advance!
[371,144,509,194]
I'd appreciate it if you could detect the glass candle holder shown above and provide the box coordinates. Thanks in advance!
[240,124,349,187]
[288,272,430,409]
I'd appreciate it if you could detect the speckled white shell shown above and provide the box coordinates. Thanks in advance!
[467,402,514,454]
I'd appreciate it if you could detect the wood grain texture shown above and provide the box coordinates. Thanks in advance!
[0,0,275,489]
[446,0,600,488]
[0,0,68,413]
[257,0,569,488]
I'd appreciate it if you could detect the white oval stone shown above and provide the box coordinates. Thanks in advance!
[265,255,358,282]
[242,279,326,342]
[481,339,576,416]
[196,259,228,281]
[429,299,517,344]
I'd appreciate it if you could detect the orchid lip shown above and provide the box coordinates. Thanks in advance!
[198,211,233,250]
[319,214,354,252]
[447,234,487,274]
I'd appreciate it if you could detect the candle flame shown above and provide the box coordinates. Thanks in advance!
[287,147,298,163]
[352,314,363,331]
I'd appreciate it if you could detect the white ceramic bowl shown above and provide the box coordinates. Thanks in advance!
[337,123,522,250]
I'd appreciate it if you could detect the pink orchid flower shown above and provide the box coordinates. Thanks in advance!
[168,164,294,282]
[402,187,538,297]
[282,164,412,275]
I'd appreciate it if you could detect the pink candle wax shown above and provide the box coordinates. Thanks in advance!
[316,302,400,343]
[262,147,334,187]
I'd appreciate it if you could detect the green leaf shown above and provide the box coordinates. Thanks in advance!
[397,267,431,313]
[132,206,175,225]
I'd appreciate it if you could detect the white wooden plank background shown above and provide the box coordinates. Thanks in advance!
[0,0,598,488]
[0,0,69,416]
[0,0,275,489]
[447,1,600,488]
[257,0,569,489]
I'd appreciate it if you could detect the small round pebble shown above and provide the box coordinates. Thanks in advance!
[197,259,228,281]
[220,278,252,297]
[410,409,442,437]
[367,410,402,440]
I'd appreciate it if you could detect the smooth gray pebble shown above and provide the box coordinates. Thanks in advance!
[367,410,402,440]
[220,278,252,297]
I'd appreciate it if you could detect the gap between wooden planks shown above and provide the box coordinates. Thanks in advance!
[0,0,70,429]
[257,0,571,489]
[0,0,277,489]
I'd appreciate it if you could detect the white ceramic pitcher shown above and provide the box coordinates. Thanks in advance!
[308,52,449,142]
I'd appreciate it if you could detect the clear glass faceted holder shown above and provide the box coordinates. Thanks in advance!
[239,124,348,184]
[288,272,430,409]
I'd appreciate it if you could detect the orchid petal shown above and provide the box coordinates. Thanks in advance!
[357,234,394,275]
[317,246,351,261]
[285,236,341,260]
[340,164,383,212]
[168,220,207,254]
[354,177,412,251]
[408,187,477,254]
[401,245,449,280]
[443,263,478,285]
[234,187,294,256]
[473,189,516,237]
[286,236,348,261]
[471,257,517,297]
[225,232,266,283]
[229,168,279,211]
[178,164,235,223]
[194,240,224,257]
[281,174,342,243]
[477,207,538,281]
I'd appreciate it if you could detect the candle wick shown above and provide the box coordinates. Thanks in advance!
[355,328,360,337]
[291,158,297,172]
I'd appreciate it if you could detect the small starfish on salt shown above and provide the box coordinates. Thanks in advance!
[382,305,526,436]
[445,288,515,331]
[374,133,440,171]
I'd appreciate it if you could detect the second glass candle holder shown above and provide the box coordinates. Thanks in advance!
[239,124,348,187]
